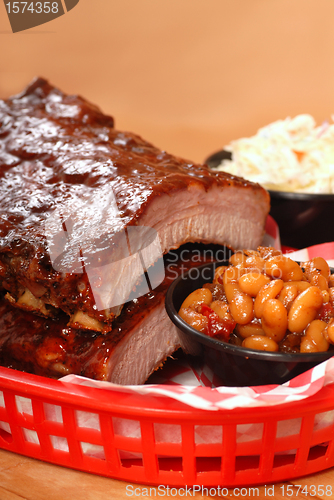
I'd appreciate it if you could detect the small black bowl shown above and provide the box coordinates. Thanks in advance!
[165,261,334,387]
[205,150,334,249]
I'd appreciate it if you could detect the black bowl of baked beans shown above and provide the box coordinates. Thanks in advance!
[165,247,334,386]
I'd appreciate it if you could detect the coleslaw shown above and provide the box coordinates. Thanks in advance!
[215,114,334,193]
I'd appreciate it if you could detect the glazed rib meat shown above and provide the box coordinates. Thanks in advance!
[0,78,270,332]
[0,290,179,385]
[0,249,218,384]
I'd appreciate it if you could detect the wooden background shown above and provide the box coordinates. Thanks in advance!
[1,0,334,164]
[1,1,334,497]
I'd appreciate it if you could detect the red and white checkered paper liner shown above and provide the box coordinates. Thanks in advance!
[60,233,334,412]
[61,355,334,411]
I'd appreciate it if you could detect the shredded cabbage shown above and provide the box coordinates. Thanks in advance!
[215,114,334,194]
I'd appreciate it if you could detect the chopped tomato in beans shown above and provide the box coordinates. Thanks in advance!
[200,304,236,341]
[317,303,334,322]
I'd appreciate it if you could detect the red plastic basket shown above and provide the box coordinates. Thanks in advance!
[1,366,334,486]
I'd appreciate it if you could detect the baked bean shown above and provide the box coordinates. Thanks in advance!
[258,246,282,260]
[236,321,265,338]
[302,257,330,281]
[264,255,303,281]
[311,257,330,278]
[238,272,270,297]
[291,281,311,293]
[242,335,279,352]
[229,252,247,267]
[329,288,334,307]
[300,338,320,353]
[288,286,323,333]
[324,319,334,344]
[223,266,238,285]
[300,319,329,353]
[210,300,233,322]
[261,299,288,342]
[223,266,243,302]
[254,279,284,318]
[243,249,261,257]
[229,293,254,325]
[278,283,299,310]
[223,281,241,303]
[180,288,212,311]
[242,255,265,273]
[322,290,330,303]
[213,266,227,284]
[179,308,208,332]
[310,273,329,291]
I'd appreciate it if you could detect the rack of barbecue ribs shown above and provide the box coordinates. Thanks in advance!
[0,78,270,383]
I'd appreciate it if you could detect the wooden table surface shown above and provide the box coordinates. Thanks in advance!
[0,448,333,500]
